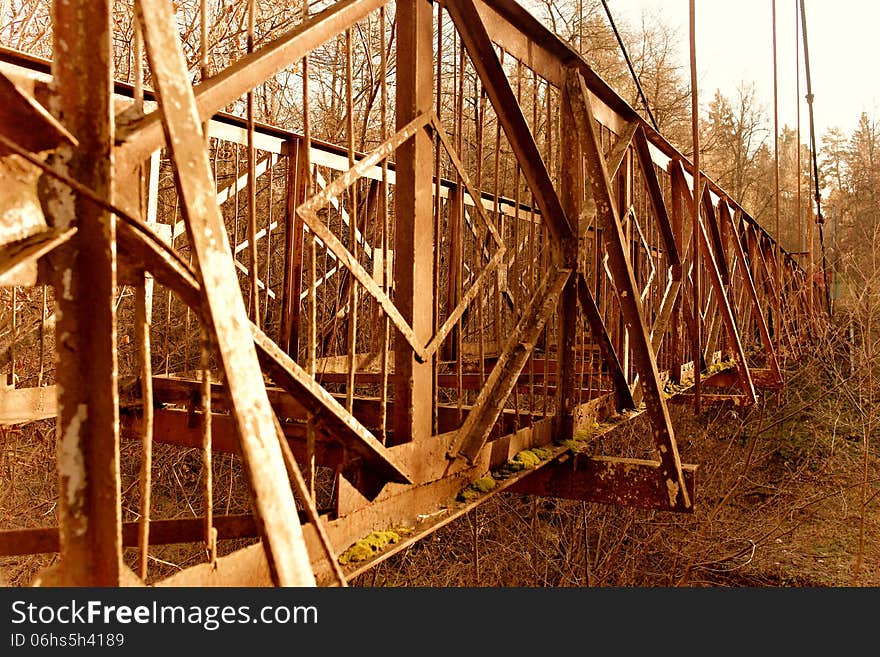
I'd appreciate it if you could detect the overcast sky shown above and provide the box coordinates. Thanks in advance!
[606,0,879,141]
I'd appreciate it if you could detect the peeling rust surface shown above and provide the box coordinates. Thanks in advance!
[136,0,314,587]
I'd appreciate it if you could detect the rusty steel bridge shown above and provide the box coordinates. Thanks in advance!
[0,0,823,586]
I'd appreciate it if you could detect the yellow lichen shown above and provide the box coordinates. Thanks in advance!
[508,447,551,472]
[338,528,411,565]
[458,475,497,502]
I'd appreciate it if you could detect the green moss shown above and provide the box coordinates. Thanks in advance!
[457,475,497,502]
[338,529,408,565]
[559,438,580,450]
[508,447,551,471]
[531,447,552,460]
[555,423,597,447]
[472,475,496,493]
[705,358,737,376]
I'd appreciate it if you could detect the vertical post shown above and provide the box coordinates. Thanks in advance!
[772,0,782,355]
[280,138,305,356]
[688,0,702,411]
[246,0,260,327]
[45,0,121,585]
[556,78,581,442]
[136,149,159,580]
[393,0,434,444]
[669,161,684,384]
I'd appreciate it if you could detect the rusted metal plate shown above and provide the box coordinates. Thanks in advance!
[0,71,76,158]
[155,543,273,587]
[0,155,51,248]
[470,0,565,87]
[0,384,57,425]
[704,368,782,390]
[0,227,75,279]
[136,0,314,587]
[509,454,697,513]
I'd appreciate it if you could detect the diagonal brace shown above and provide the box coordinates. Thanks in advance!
[567,67,690,511]
[449,268,572,463]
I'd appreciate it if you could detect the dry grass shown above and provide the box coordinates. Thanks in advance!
[2,299,878,587]
[351,336,880,588]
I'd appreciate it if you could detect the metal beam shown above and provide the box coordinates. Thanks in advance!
[722,203,782,387]
[41,0,122,587]
[393,0,435,445]
[252,325,411,496]
[509,454,697,513]
[118,0,391,164]
[567,67,690,511]
[136,0,314,587]
[633,126,680,268]
[694,198,756,403]
[449,268,571,463]
[444,0,575,257]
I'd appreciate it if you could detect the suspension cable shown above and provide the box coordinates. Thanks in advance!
[599,0,660,132]
[799,0,833,317]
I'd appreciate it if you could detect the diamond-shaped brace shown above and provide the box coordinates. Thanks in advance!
[294,111,505,364]
[628,207,657,305]
[425,113,506,356]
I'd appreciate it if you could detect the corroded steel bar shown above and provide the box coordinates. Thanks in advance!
[633,126,679,268]
[279,138,303,354]
[702,191,729,285]
[135,282,153,580]
[393,0,434,445]
[557,80,581,441]
[694,200,756,403]
[568,68,690,510]
[721,202,782,386]
[294,114,431,360]
[669,159,684,383]
[379,2,391,443]
[0,228,76,279]
[577,273,635,411]
[43,0,122,586]
[444,0,575,258]
[136,0,314,587]
[246,0,260,327]
[423,116,505,357]
[344,28,357,414]
[200,331,216,566]
[0,515,263,556]
[252,326,411,493]
[450,268,571,463]
[273,416,347,587]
